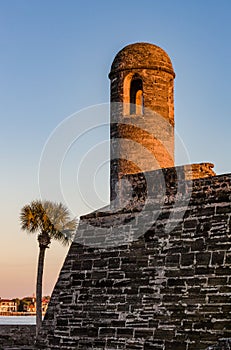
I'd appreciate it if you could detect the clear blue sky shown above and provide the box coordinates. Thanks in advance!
[1,0,231,298]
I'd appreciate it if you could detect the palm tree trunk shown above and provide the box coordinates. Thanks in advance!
[36,246,46,337]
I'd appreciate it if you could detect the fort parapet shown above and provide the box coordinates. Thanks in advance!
[37,168,231,350]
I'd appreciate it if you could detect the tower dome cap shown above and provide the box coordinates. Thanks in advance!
[109,42,175,78]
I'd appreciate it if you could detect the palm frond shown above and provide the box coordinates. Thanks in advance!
[20,199,78,246]
[20,203,40,233]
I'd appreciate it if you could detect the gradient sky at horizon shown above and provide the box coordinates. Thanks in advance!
[1,0,231,299]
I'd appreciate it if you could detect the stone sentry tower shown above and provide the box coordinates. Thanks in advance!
[37,43,229,350]
[109,42,175,201]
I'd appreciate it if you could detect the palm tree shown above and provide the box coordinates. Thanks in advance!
[20,200,77,337]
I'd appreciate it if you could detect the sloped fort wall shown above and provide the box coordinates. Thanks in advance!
[37,168,231,350]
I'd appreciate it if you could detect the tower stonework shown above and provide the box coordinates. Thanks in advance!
[110,43,175,201]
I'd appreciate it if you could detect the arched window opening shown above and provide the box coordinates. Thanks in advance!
[130,77,143,115]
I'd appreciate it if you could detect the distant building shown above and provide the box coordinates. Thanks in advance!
[42,296,50,313]
[19,296,50,313]
[0,298,17,312]
[20,296,36,312]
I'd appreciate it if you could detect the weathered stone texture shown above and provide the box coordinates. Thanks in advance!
[206,338,231,350]
[36,170,231,350]
[0,325,35,349]
[184,163,216,180]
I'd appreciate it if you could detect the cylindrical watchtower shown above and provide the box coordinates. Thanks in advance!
[109,42,175,201]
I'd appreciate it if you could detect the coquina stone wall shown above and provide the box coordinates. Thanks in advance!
[0,325,35,349]
[36,167,231,350]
